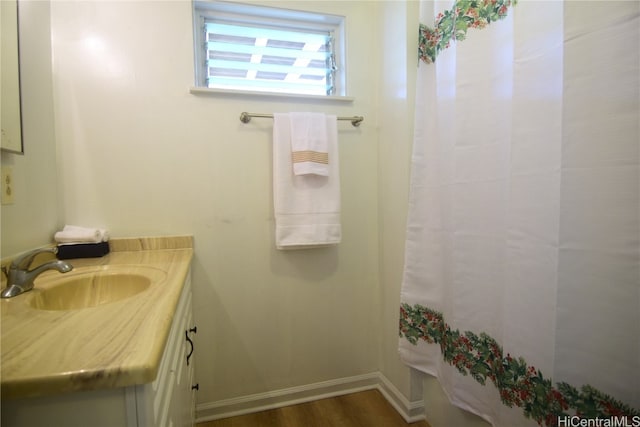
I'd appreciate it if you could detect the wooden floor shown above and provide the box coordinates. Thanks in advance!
[197,389,430,427]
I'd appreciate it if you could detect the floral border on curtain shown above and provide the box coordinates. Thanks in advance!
[400,304,640,426]
[418,0,516,64]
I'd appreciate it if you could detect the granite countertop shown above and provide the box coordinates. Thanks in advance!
[0,236,193,399]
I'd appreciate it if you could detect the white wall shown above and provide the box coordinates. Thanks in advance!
[376,0,423,404]
[49,0,386,407]
[1,0,429,420]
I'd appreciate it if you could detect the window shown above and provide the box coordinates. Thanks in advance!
[193,1,346,97]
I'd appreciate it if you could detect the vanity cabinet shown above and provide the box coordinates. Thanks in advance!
[1,272,197,427]
[135,270,197,427]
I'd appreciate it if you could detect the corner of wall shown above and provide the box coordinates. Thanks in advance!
[423,375,491,427]
[375,0,420,407]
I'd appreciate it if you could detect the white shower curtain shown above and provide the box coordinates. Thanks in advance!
[399,1,639,426]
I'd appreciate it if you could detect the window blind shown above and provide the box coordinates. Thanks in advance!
[204,22,336,96]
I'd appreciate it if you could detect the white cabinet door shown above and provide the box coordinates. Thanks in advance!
[138,271,195,427]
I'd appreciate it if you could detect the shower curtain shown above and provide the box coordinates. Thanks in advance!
[399,1,639,426]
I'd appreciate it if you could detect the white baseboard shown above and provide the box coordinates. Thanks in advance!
[377,373,427,423]
[195,372,425,424]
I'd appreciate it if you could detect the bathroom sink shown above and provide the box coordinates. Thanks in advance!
[29,266,166,311]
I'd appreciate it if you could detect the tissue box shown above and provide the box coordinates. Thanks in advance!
[56,242,110,259]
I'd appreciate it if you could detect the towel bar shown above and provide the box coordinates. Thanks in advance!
[240,112,364,127]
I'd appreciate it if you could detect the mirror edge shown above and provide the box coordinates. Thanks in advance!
[1,0,25,155]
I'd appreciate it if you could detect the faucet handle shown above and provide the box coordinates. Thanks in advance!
[11,247,58,270]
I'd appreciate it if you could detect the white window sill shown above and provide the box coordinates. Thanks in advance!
[189,87,355,102]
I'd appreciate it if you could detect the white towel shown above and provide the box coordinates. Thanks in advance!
[273,113,341,249]
[289,112,330,176]
[54,225,110,244]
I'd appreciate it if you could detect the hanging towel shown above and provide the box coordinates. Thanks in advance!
[54,225,110,244]
[273,113,341,249]
[289,112,330,176]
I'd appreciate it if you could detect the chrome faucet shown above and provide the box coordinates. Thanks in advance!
[1,247,73,298]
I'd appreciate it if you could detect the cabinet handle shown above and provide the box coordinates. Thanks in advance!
[192,384,199,391]
[185,331,194,366]
[185,325,197,366]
